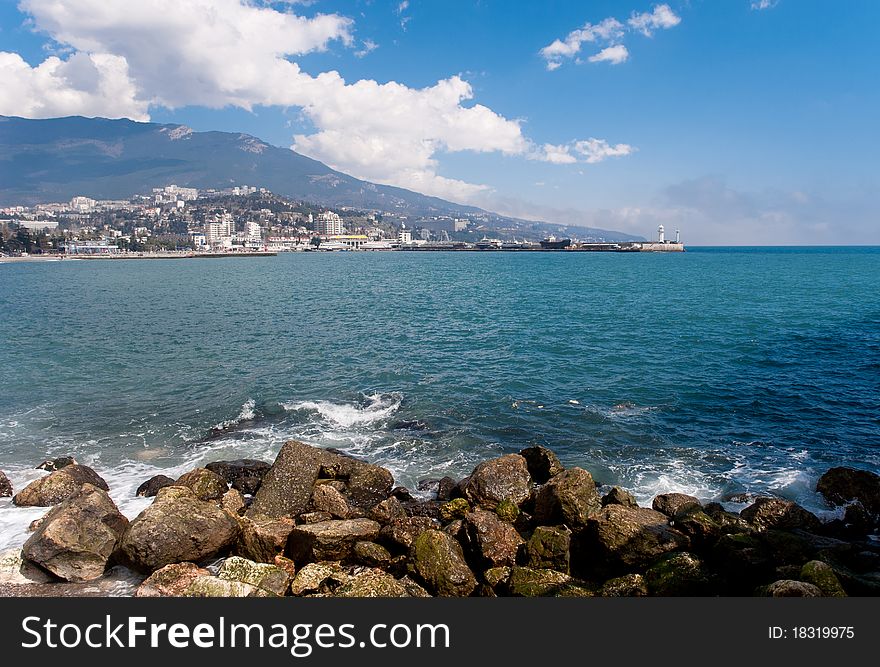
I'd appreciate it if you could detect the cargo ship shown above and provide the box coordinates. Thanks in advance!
[539,236,572,250]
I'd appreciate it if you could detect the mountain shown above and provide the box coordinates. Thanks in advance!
[0,115,642,241]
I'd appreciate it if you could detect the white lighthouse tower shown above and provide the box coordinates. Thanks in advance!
[675,228,681,244]
[658,224,665,243]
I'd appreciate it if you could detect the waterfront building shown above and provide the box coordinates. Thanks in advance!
[316,211,344,235]
[398,223,412,244]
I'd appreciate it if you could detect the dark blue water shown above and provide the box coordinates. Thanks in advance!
[1,247,879,547]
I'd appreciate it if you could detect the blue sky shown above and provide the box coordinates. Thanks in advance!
[1,0,878,243]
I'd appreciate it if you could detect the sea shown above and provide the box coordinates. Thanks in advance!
[1,247,879,550]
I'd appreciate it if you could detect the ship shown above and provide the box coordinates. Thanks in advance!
[539,236,572,250]
[475,236,503,250]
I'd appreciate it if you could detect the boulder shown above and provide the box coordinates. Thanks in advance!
[205,459,271,496]
[136,562,211,597]
[577,505,689,574]
[712,533,774,593]
[36,456,77,471]
[409,529,477,597]
[218,556,292,596]
[135,475,175,498]
[353,541,392,567]
[533,468,602,528]
[817,467,880,525]
[117,486,240,572]
[652,493,701,518]
[437,477,458,502]
[13,465,109,507]
[740,497,822,532]
[463,455,531,510]
[175,468,228,502]
[21,484,128,582]
[519,446,564,484]
[335,568,411,598]
[645,552,715,596]
[185,575,274,597]
[525,525,571,573]
[287,519,381,563]
[462,509,524,569]
[762,580,823,597]
[599,573,648,597]
[248,441,393,519]
[311,484,351,519]
[0,470,12,497]
[0,548,54,585]
[369,497,406,524]
[290,562,346,596]
[484,566,512,590]
[299,511,334,524]
[800,560,846,597]
[401,499,443,520]
[379,516,440,551]
[507,567,573,597]
[221,488,246,515]
[704,503,752,534]
[601,487,638,508]
[439,498,470,523]
[235,516,296,563]
[495,500,520,524]
[671,509,722,548]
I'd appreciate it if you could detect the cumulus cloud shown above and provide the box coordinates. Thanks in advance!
[541,3,679,70]
[532,139,635,165]
[588,45,630,65]
[2,0,635,202]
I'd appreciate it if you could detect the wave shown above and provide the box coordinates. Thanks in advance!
[206,398,257,438]
[283,392,403,429]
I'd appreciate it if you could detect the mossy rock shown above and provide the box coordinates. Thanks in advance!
[507,567,573,597]
[439,498,470,523]
[645,552,715,596]
[800,560,846,597]
[525,525,570,573]
[218,556,291,596]
[599,573,648,597]
[495,499,520,523]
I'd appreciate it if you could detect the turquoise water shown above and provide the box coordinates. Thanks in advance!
[1,248,879,547]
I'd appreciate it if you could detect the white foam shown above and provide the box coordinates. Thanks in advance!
[283,392,402,428]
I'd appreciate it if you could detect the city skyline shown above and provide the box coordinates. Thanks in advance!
[1,1,878,244]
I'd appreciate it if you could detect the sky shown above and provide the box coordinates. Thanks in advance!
[0,0,878,244]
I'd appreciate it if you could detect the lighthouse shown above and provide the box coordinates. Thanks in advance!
[675,229,681,244]
[658,224,665,243]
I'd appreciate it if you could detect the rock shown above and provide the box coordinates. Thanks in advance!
[533,468,602,528]
[409,529,477,597]
[740,497,822,532]
[671,509,722,548]
[462,509,524,569]
[800,560,846,597]
[762,580,823,597]
[335,569,411,597]
[175,468,228,502]
[299,511,334,524]
[599,573,648,597]
[21,484,128,582]
[816,467,880,518]
[353,541,392,567]
[437,477,457,502]
[712,533,774,593]
[369,497,406,524]
[218,556,292,596]
[235,516,296,563]
[507,567,573,597]
[645,552,714,595]
[136,562,211,597]
[379,516,440,551]
[484,566,512,589]
[495,499,520,523]
[287,519,381,563]
[221,488,246,515]
[13,465,109,507]
[652,493,702,518]
[248,441,393,519]
[312,484,351,519]
[525,526,571,573]
[704,503,752,534]
[0,471,12,497]
[401,499,442,520]
[274,555,297,580]
[205,459,271,496]
[577,505,689,574]
[519,446,564,484]
[290,562,344,596]
[36,456,77,471]
[135,475,176,498]
[439,498,470,523]
[0,548,55,585]
[118,486,240,573]
[601,487,638,508]
[185,575,274,597]
[391,486,413,501]
[463,454,531,510]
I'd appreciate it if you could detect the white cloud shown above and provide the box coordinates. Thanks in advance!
[541,4,679,70]
[750,0,779,10]
[355,39,379,58]
[628,4,681,37]
[532,139,635,165]
[4,0,635,203]
[588,45,630,65]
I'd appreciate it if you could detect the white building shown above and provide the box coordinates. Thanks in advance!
[69,196,96,213]
[454,219,469,232]
[205,213,234,246]
[316,211,344,236]
[398,223,412,244]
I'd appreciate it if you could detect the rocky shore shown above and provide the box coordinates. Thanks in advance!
[1,442,879,597]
